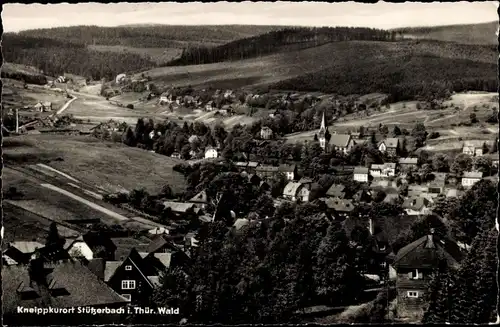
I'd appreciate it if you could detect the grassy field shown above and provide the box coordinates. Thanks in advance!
[88,45,183,65]
[2,78,68,112]
[3,135,186,194]
[285,92,498,151]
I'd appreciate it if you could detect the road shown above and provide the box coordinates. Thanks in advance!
[40,183,130,222]
[55,94,78,115]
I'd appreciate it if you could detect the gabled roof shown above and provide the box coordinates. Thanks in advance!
[87,258,105,280]
[381,138,399,148]
[328,134,352,147]
[393,235,463,269]
[146,234,179,254]
[82,232,117,253]
[8,241,44,254]
[283,182,304,197]
[256,165,279,172]
[147,276,161,287]
[189,190,208,204]
[325,197,355,212]
[261,126,273,132]
[247,161,260,168]
[152,253,172,269]
[326,184,346,198]
[353,167,369,174]
[399,157,418,165]
[402,196,430,211]
[279,164,296,172]
[104,261,122,282]
[463,171,483,178]
[163,201,195,213]
[3,261,128,314]
[233,218,250,231]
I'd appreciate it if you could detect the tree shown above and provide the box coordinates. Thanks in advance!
[450,153,472,175]
[411,123,428,148]
[431,153,450,172]
[122,126,137,147]
[469,113,478,124]
[472,156,492,174]
[392,125,401,137]
[45,222,65,248]
[160,184,173,199]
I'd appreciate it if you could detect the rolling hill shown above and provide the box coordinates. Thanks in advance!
[136,39,497,99]
[393,21,498,45]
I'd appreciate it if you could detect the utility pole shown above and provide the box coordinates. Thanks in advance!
[15,109,19,134]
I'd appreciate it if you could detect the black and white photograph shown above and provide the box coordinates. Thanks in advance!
[1,1,499,325]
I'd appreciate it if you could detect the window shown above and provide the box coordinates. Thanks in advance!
[409,269,423,280]
[407,291,419,298]
[122,294,131,301]
[121,280,136,290]
[125,265,132,271]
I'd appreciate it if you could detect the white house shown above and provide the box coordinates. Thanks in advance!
[370,163,397,178]
[205,147,218,159]
[205,101,214,111]
[402,197,431,216]
[65,237,94,260]
[283,182,310,202]
[475,147,484,157]
[378,138,400,155]
[278,164,296,181]
[462,143,476,156]
[115,73,127,84]
[353,167,370,183]
[462,171,483,188]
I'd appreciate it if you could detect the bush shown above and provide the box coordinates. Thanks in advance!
[429,132,440,139]
[127,104,134,109]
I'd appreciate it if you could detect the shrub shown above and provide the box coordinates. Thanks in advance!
[429,132,440,139]
[127,104,134,109]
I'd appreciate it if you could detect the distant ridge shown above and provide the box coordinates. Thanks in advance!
[392,21,498,45]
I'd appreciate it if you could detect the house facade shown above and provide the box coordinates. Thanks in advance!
[256,165,279,180]
[370,163,397,178]
[279,164,297,181]
[399,157,419,171]
[378,138,400,156]
[461,171,483,188]
[205,147,218,159]
[462,143,476,156]
[353,167,370,183]
[260,126,273,140]
[393,233,462,321]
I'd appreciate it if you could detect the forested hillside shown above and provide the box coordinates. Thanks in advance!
[166,26,398,66]
[2,33,156,80]
[394,21,498,45]
[15,25,288,47]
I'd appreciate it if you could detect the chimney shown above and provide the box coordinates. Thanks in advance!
[15,109,19,133]
[368,218,374,236]
[426,228,435,248]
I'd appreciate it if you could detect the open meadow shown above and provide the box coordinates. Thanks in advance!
[3,135,186,194]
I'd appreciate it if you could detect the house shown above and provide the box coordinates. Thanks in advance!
[475,147,483,157]
[3,259,129,325]
[485,152,499,168]
[56,76,66,83]
[378,138,400,155]
[233,218,250,231]
[105,248,158,304]
[256,165,279,180]
[399,157,419,171]
[461,171,483,188]
[325,184,346,199]
[260,126,274,140]
[234,161,249,172]
[258,180,271,193]
[205,147,218,159]
[146,234,180,255]
[407,185,429,197]
[353,167,370,183]
[383,193,402,204]
[162,201,199,217]
[283,182,310,202]
[298,177,313,190]
[324,197,355,219]
[2,241,44,265]
[64,232,117,261]
[402,197,431,216]
[370,163,397,178]
[279,164,297,181]
[171,152,181,159]
[392,232,463,321]
[329,134,355,154]
[246,161,260,174]
[188,190,209,210]
[352,189,372,203]
[115,73,127,84]
[33,101,52,112]
[462,142,476,156]
[205,101,214,111]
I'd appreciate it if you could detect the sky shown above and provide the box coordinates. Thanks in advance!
[2,1,498,33]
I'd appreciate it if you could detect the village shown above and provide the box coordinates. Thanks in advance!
[1,5,498,324]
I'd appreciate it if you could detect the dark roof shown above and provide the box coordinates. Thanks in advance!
[328,134,352,147]
[326,184,346,198]
[256,165,279,172]
[279,164,296,172]
[393,235,463,269]
[147,234,180,254]
[354,167,369,174]
[87,258,105,280]
[381,138,399,148]
[402,197,430,211]
[189,190,208,204]
[399,157,418,165]
[2,261,128,314]
[82,232,117,253]
[324,197,355,212]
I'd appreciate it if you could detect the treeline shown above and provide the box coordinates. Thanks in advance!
[166,27,399,66]
[1,70,47,85]
[272,55,497,102]
[15,25,285,48]
[2,34,156,80]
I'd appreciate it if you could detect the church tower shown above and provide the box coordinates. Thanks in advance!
[318,112,327,150]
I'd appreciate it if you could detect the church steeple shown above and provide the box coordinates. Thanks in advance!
[318,111,327,150]
[320,111,326,132]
